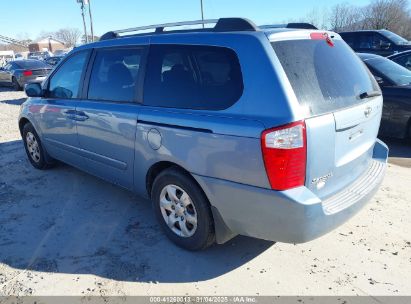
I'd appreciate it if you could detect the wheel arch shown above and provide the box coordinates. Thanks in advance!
[19,117,45,147]
[145,160,236,244]
[18,117,31,137]
[146,161,195,198]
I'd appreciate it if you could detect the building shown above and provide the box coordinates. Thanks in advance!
[28,37,65,52]
[0,50,15,66]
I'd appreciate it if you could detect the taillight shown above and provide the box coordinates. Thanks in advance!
[261,121,307,191]
[23,70,33,76]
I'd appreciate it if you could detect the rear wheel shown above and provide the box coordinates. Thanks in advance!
[12,77,22,91]
[151,168,215,250]
[22,123,54,169]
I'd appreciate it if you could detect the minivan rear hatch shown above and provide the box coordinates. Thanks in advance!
[270,32,382,199]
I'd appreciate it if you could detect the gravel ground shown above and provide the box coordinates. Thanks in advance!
[0,87,410,297]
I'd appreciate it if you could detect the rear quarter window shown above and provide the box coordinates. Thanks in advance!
[143,44,243,110]
[272,39,379,115]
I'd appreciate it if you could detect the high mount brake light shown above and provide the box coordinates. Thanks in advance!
[261,121,307,190]
[310,32,334,47]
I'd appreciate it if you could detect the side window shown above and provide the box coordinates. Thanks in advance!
[88,48,143,102]
[144,44,243,110]
[392,54,411,70]
[4,63,12,70]
[357,33,373,49]
[48,51,89,99]
[373,34,391,50]
[342,34,355,48]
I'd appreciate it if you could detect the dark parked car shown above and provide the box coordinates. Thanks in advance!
[44,56,64,66]
[0,59,52,90]
[340,30,411,57]
[388,50,411,70]
[28,51,52,61]
[359,53,411,140]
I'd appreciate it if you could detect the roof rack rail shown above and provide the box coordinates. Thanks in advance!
[260,23,318,30]
[100,17,258,41]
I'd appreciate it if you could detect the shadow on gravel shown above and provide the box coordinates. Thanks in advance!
[0,87,17,92]
[382,137,411,168]
[0,86,26,105]
[0,140,273,283]
[0,97,26,106]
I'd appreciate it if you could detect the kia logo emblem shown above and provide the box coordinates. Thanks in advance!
[364,106,372,118]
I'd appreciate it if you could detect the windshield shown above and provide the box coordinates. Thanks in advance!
[381,30,410,45]
[15,60,50,69]
[271,39,379,115]
[366,56,411,86]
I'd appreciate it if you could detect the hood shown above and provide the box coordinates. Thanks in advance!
[398,43,411,49]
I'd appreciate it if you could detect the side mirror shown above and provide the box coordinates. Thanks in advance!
[380,41,391,50]
[25,83,44,97]
[374,76,385,86]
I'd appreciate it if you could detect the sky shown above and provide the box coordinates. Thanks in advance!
[1,0,373,40]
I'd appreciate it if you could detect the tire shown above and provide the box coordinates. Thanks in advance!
[12,77,22,91]
[22,123,54,169]
[151,168,215,251]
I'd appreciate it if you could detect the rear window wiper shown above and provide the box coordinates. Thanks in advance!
[358,90,382,100]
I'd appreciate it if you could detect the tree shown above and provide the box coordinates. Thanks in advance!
[37,31,55,40]
[55,28,82,48]
[36,28,81,47]
[305,7,330,30]
[329,3,363,32]
[283,6,330,30]
[363,0,411,39]
[81,34,100,44]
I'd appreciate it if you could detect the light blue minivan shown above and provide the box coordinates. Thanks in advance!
[19,18,388,250]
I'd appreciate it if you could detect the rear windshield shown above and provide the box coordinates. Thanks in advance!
[15,60,50,69]
[272,39,379,115]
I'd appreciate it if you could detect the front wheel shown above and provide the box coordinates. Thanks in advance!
[22,123,54,169]
[151,168,215,250]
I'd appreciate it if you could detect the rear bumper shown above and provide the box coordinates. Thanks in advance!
[194,139,388,244]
